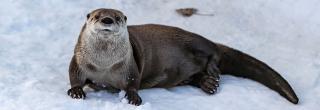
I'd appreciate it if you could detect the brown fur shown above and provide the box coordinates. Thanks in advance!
[67,8,299,106]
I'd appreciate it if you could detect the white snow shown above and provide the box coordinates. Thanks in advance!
[0,0,319,110]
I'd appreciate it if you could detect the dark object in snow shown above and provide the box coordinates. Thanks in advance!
[176,8,198,17]
[176,8,214,17]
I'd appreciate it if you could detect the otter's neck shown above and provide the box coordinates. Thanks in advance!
[85,30,131,50]
[78,28,132,67]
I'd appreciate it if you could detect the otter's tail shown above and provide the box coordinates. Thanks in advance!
[216,44,299,104]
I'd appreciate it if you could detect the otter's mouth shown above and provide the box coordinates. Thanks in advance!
[102,29,111,32]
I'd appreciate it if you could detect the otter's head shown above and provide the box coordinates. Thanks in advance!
[85,8,127,36]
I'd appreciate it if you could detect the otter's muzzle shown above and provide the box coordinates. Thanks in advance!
[101,17,114,24]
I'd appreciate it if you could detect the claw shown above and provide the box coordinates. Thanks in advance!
[125,90,142,106]
[199,75,220,95]
[67,86,86,99]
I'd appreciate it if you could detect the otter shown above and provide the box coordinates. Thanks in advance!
[67,8,299,105]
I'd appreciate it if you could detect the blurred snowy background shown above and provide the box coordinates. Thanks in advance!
[0,0,319,110]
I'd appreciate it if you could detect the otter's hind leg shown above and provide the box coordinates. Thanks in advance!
[189,60,221,94]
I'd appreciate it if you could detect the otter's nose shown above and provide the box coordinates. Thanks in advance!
[101,17,114,24]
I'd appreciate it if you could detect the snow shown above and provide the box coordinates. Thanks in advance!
[0,0,319,110]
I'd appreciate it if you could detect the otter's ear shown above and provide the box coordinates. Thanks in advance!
[86,14,90,19]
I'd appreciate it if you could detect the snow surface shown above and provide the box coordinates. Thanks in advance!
[0,0,319,110]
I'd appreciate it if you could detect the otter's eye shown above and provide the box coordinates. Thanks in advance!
[124,16,127,21]
[95,15,99,19]
[115,16,121,21]
[86,14,90,19]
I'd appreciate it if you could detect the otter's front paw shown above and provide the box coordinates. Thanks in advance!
[67,86,86,99]
[125,90,142,106]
